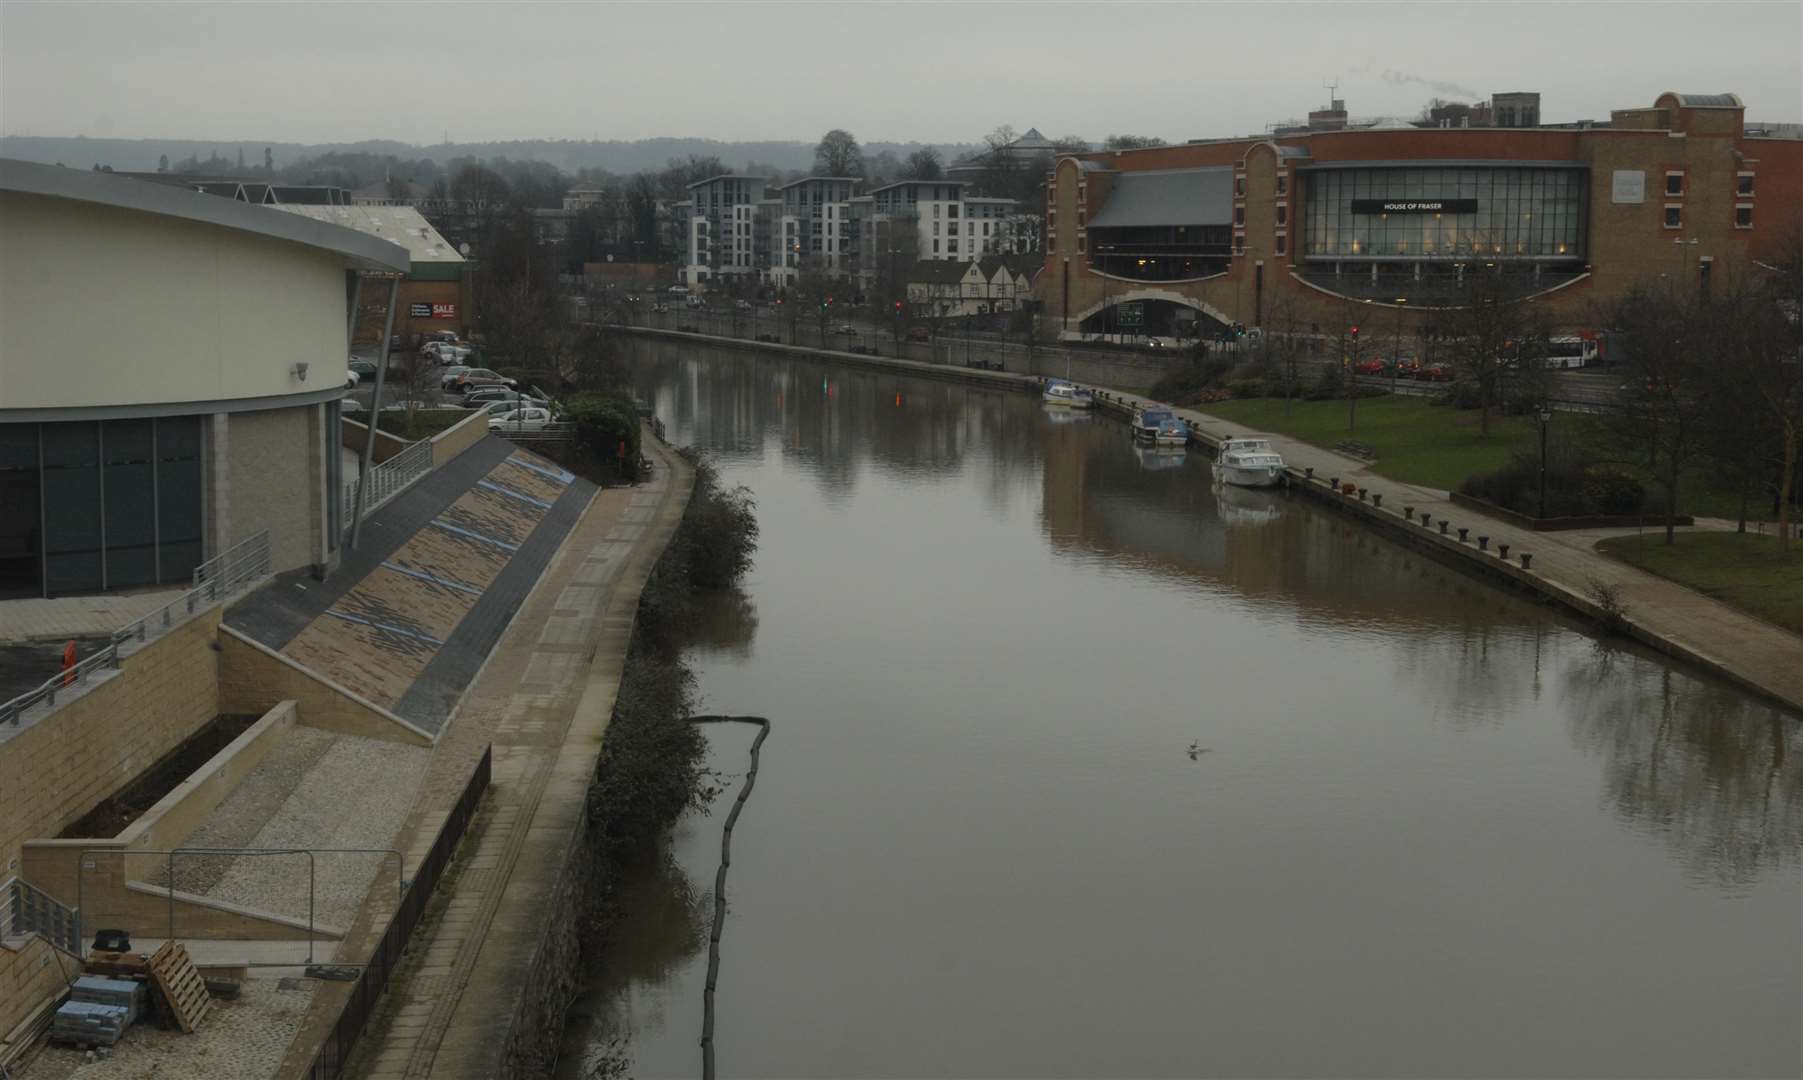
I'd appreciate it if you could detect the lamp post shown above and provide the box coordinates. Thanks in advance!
[1537,407,1553,520]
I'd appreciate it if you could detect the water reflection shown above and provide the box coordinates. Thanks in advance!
[1565,646,1803,891]
[590,341,1802,1078]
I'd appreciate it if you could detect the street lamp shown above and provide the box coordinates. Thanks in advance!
[1538,407,1554,520]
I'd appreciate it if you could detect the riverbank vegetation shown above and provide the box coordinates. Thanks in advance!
[1598,532,1803,636]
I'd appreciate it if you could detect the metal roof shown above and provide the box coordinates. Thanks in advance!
[1672,93,1743,109]
[1,158,410,272]
[779,176,860,190]
[1086,167,1233,229]
[272,203,464,264]
[867,179,965,196]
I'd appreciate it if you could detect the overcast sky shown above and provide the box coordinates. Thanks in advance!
[3,1,1799,146]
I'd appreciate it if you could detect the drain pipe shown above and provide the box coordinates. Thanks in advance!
[686,715,771,1080]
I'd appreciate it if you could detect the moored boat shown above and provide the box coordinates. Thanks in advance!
[1213,435,1286,488]
[1043,379,1095,409]
[1131,408,1189,446]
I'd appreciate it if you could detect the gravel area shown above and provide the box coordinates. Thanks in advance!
[23,977,315,1080]
[138,725,338,896]
[206,733,429,931]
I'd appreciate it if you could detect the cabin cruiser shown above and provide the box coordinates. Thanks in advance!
[1213,435,1287,488]
[1043,379,1094,409]
[1133,444,1187,470]
[1131,407,1190,446]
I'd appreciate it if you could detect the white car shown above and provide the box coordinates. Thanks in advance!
[478,398,549,416]
[345,370,361,389]
[488,407,555,432]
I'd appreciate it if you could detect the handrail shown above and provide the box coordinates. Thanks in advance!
[1,530,271,728]
[3,874,82,956]
[344,434,433,527]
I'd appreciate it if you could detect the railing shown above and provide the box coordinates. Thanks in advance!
[343,436,434,526]
[3,875,81,956]
[1,530,272,728]
[301,744,492,1080]
[486,422,575,446]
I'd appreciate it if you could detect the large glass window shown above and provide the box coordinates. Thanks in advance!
[1303,166,1586,261]
[0,416,206,597]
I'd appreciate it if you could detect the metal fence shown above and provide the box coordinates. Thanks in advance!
[343,436,434,526]
[1,530,272,728]
[4,875,81,956]
[487,422,575,447]
[301,744,492,1080]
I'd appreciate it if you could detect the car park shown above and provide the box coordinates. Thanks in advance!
[478,398,550,417]
[734,299,752,311]
[349,358,379,379]
[1419,364,1453,381]
[440,365,472,389]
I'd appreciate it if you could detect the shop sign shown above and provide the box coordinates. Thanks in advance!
[431,303,458,319]
[1611,170,1645,204]
[1350,199,1479,215]
[408,302,433,317]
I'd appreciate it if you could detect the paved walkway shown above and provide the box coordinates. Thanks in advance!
[0,588,187,643]
[275,438,691,1080]
[1089,387,1803,715]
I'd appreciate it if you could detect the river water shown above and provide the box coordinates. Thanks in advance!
[557,340,1802,1079]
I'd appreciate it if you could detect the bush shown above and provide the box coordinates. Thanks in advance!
[1149,355,1234,405]
[1437,381,1485,409]
[1460,451,1647,519]
[564,394,641,483]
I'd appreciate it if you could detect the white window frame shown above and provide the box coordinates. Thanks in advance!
[1663,203,1682,229]
[1734,203,1754,229]
[1736,171,1756,197]
[1664,170,1685,197]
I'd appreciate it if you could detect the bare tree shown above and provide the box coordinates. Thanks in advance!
[901,146,943,180]
[1754,217,1803,548]
[1103,135,1167,151]
[1595,281,1716,543]
[813,130,864,177]
[1444,267,1543,436]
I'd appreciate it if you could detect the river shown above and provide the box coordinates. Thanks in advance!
[557,340,1802,1079]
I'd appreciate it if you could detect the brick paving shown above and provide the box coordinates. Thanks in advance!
[270,439,691,1080]
[1089,387,1803,715]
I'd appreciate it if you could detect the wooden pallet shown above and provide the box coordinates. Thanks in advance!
[147,942,211,1033]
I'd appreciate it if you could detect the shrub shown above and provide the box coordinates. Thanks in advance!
[1581,467,1646,516]
[564,394,641,483]
[1149,355,1235,405]
[1460,451,1647,519]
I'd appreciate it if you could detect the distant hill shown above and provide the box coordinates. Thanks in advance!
[0,135,987,176]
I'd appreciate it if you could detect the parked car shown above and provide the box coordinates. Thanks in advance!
[449,368,515,392]
[382,398,456,412]
[488,407,556,432]
[835,323,856,335]
[1419,364,1453,381]
[478,398,550,417]
[652,303,669,314]
[1353,358,1386,376]
[345,369,361,389]
[1389,358,1422,378]
[440,365,472,389]
[349,358,379,379]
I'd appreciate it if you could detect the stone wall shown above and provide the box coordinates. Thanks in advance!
[430,410,490,467]
[0,609,222,880]
[226,404,324,575]
[217,627,433,746]
[0,933,78,1048]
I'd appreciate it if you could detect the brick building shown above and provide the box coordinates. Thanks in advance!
[1040,91,1803,345]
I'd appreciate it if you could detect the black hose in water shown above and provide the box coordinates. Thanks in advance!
[685,715,770,1080]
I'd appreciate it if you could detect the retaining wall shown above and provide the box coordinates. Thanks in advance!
[430,408,491,466]
[218,627,434,746]
[0,933,77,1056]
[0,609,222,881]
[341,417,412,465]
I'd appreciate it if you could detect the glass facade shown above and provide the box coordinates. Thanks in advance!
[0,416,205,598]
[1305,166,1586,261]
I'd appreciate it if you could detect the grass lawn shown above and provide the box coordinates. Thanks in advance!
[1597,531,1803,637]
[1197,396,1536,491]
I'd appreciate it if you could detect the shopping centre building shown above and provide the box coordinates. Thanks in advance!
[1039,92,1803,343]
[0,159,410,599]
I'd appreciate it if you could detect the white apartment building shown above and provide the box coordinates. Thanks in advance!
[772,176,858,287]
[679,174,1035,292]
[683,174,769,287]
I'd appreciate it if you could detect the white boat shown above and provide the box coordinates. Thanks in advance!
[1131,408,1190,446]
[1214,435,1286,488]
[1043,379,1094,409]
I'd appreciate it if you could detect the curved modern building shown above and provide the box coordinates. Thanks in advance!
[1041,92,1803,340]
[0,159,410,598]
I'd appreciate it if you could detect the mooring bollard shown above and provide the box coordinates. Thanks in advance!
[1439,521,1449,535]
[1304,467,1314,480]
[1404,506,1414,521]
[1498,542,1510,559]
[1478,535,1489,551]
[1458,527,1469,542]
[1329,476,1338,490]
[1423,515,1434,528]
[1358,488,1368,501]
[1520,553,1533,570]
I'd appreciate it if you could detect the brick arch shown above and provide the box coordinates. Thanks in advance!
[1070,286,1232,328]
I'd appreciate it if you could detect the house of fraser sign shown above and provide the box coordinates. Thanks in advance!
[1349,199,1481,214]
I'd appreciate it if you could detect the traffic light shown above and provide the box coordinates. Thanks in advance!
[1350,325,1360,341]
[894,300,903,312]
[827,296,835,307]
